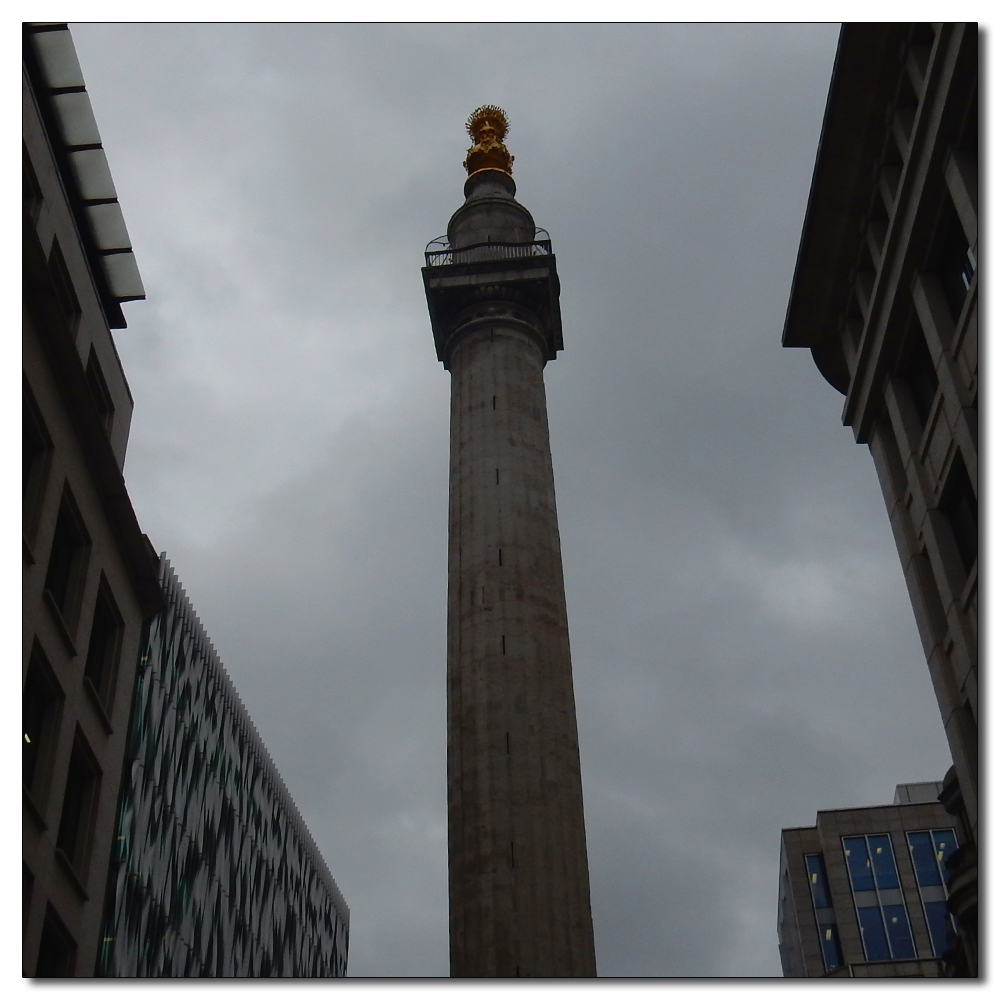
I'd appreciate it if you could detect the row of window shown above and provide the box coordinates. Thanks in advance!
[804,827,958,970]
[837,22,977,587]
[843,833,917,962]
[26,142,118,438]
[25,373,127,977]
[896,301,978,578]
[844,25,935,350]
[25,382,126,708]
[25,122,128,980]
[24,642,106,885]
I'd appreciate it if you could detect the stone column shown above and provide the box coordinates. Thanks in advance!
[424,107,596,978]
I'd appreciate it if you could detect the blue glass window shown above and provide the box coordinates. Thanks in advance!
[907,831,941,886]
[843,837,875,891]
[882,904,916,959]
[857,906,890,961]
[804,854,832,909]
[867,834,899,890]
[907,828,959,958]
[818,923,844,972]
[933,829,958,874]
[923,899,952,957]
[844,833,920,963]
[804,854,842,971]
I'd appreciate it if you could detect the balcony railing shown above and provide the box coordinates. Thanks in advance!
[424,228,552,266]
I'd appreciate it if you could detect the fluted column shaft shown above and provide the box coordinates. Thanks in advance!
[446,321,596,977]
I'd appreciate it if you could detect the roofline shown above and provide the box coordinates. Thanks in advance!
[23,22,144,330]
[159,557,350,925]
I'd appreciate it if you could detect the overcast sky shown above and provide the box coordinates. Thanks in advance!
[70,22,954,978]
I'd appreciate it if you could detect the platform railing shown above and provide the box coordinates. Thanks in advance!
[424,228,552,266]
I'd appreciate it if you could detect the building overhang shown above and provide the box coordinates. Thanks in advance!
[24,22,145,330]
[781,23,907,394]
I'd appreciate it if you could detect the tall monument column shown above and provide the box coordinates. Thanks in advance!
[422,106,596,978]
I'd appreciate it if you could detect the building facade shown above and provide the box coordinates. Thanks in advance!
[25,23,349,977]
[98,560,350,977]
[23,22,162,976]
[422,107,596,977]
[779,784,962,977]
[781,23,977,973]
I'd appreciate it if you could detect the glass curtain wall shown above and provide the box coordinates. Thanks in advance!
[842,834,916,962]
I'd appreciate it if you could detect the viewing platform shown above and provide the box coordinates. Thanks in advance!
[424,228,551,266]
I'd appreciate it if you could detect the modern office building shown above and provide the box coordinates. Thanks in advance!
[25,23,349,977]
[781,23,977,974]
[23,22,163,976]
[422,107,596,977]
[779,783,963,978]
[98,559,350,977]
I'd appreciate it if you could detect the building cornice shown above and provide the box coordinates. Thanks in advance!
[781,24,907,393]
[23,23,144,331]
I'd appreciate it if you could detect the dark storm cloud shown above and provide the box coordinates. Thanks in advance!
[70,23,952,977]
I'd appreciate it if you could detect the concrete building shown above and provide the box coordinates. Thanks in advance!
[23,22,163,976]
[98,560,350,977]
[781,23,977,973]
[422,106,596,977]
[779,783,963,978]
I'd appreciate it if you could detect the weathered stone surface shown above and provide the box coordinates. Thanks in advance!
[427,168,596,977]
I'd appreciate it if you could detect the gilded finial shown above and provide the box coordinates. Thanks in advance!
[463,105,514,177]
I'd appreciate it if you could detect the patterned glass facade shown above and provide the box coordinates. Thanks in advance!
[98,559,349,976]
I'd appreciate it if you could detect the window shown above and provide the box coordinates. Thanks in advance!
[931,198,976,321]
[23,864,34,929]
[23,381,53,540]
[906,24,936,85]
[907,828,959,956]
[47,239,82,336]
[23,387,50,498]
[804,854,844,971]
[85,348,115,434]
[856,905,891,961]
[891,58,920,152]
[940,454,977,573]
[842,296,864,354]
[921,899,953,957]
[843,836,875,891]
[867,834,900,890]
[36,905,76,977]
[900,321,939,429]
[817,923,844,971]
[57,733,101,875]
[23,144,43,224]
[84,579,123,710]
[842,834,916,961]
[23,643,62,799]
[883,904,916,958]
[805,853,833,907]
[44,489,90,627]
